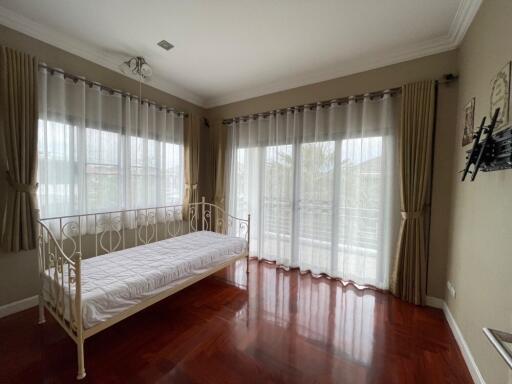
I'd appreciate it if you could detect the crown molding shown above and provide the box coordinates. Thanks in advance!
[204,0,482,108]
[0,5,206,107]
[448,0,482,46]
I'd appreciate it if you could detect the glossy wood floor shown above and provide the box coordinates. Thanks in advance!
[0,260,472,384]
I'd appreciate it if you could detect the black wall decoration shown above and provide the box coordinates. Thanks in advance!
[461,62,512,181]
[462,108,512,181]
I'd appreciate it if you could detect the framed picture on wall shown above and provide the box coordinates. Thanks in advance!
[462,98,475,146]
[490,61,511,130]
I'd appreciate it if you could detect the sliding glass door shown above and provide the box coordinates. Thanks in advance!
[228,95,399,288]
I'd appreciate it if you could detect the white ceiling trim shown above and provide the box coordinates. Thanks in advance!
[0,1,481,110]
[448,0,482,45]
[204,0,482,108]
[0,4,206,107]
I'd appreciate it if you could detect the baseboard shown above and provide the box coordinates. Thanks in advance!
[442,301,486,384]
[426,295,486,384]
[425,295,444,309]
[0,295,38,319]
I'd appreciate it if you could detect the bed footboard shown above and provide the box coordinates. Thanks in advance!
[199,197,251,275]
[199,197,250,243]
[37,220,85,378]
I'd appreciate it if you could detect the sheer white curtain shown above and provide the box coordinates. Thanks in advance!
[227,93,400,289]
[37,67,184,219]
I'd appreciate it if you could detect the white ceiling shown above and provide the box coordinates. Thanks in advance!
[0,0,481,108]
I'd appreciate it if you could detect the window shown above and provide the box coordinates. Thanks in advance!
[37,69,185,220]
[38,119,184,218]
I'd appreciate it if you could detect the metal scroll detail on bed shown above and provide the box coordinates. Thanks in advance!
[36,197,250,380]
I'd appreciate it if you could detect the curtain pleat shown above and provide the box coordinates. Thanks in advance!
[213,121,227,210]
[183,114,200,218]
[0,46,39,252]
[390,80,435,305]
[212,121,228,233]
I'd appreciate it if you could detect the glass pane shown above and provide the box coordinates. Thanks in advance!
[336,136,383,283]
[233,147,261,255]
[86,127,120,212]
[233,148,250,217]
[37,119,78,217]
[162,142,184,205]
[263,144,293,262]
[298,141,335,271]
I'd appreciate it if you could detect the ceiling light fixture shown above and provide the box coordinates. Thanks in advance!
[119,56,152,80]
[157,40,174,51]
[119,56,152,135]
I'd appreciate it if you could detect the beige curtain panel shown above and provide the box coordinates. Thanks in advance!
[213,121,227,210]
[183,114,201,218]
[212,121,228,233]
[0,46,39,252]
[391,80,436,305]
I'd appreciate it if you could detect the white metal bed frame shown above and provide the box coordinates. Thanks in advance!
[37,197,250,380]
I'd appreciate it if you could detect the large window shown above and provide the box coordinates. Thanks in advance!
[37,69,184,218]
[38,120,184,218]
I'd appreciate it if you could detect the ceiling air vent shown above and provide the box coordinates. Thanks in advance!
[157,40,174,51]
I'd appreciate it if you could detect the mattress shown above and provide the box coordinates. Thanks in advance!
[42,231,247,329]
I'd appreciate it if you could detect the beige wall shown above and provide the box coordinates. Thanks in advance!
[445,1,512,383]
[0,25,206,306]
[207,51,460,300]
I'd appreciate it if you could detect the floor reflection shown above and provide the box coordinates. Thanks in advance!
[214,260,471,383]
[221,259,377,373]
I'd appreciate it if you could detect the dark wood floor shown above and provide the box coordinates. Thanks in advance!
[0,260,472,384]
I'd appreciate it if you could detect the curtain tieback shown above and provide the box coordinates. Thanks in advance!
[401,210,423,219]
[5,171,38,194]
[185,183,198,190]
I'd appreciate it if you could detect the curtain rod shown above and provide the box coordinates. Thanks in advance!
[38,63,189,117]
[222,74,458,125]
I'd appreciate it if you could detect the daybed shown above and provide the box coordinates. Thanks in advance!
[37,197,250,379]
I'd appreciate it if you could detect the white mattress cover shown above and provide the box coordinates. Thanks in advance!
[43,231,247,329]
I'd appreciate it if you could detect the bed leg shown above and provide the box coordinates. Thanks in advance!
[246,254,250,327]
[76,340,86,380]
[38,295,45,324]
